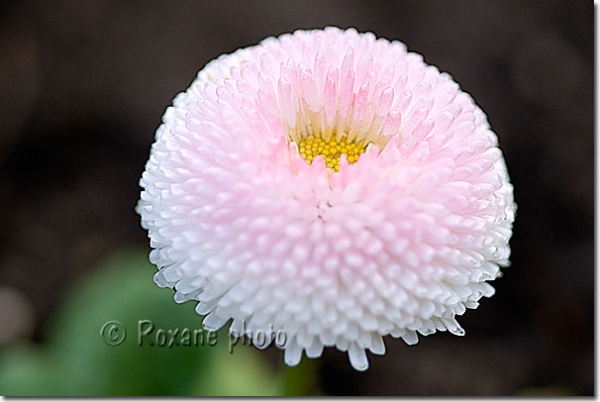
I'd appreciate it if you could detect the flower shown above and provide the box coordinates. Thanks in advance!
[137,27,516,371]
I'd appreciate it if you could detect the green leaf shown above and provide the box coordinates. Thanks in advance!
[0,249,281,396]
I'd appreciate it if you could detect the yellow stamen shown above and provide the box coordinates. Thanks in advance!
[297,134,368,171]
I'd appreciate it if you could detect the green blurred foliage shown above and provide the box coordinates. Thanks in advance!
[515,386,579,396]
[0,250,283,396]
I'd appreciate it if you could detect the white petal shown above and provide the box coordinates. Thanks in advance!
[348,343,369,371]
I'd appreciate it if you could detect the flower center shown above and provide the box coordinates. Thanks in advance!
[297,134,368,171]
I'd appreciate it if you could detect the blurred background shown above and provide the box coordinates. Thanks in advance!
[0,0,593,396]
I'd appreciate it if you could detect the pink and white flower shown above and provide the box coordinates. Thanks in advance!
[137,27,516,371]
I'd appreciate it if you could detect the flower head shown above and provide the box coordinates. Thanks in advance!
[137,27,516,371]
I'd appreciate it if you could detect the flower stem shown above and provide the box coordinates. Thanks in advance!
[282,357,320,396]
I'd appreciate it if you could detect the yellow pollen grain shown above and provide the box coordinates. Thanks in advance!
[297,135,368,171]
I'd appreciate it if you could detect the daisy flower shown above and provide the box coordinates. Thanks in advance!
[137,27,516,371]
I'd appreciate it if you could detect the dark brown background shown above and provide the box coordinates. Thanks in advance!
[0,0,593,396]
